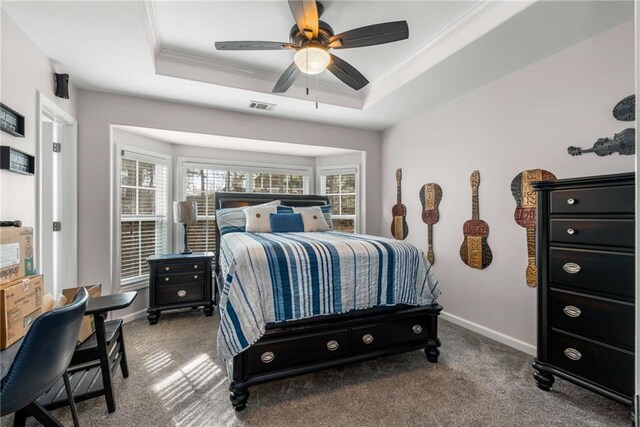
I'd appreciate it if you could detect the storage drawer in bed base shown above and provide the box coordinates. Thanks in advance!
[228,304,443,410]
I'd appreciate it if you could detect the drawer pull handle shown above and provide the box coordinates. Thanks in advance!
[564,348,582,361]
[562,263,581,274]
[362,334,374,344]
[165,277,170,282]
[194,265,199,269]
[567,198,576,205]
[194,275,199,279]
[566,228,575,235]
[326,340,339,351]
[177,290,187,297]
[261,351,275,363]
[165,267,170,271]
[412,325,423,334]
[563,306,581,317]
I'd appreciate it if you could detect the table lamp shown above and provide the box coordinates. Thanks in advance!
[174,201,197,254]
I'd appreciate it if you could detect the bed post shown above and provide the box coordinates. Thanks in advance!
[229,354,249,411]
[425,311,440,363]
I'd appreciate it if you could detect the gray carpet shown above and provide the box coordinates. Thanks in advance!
[2,310,630,426]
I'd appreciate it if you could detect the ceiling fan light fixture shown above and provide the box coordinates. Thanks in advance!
[294,46,330,75]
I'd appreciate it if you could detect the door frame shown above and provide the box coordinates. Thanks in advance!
[37,92,78,290]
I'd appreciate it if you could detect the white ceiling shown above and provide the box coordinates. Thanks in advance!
[1,1,634,130]
[116,125,358,157]
[153,1,477,85]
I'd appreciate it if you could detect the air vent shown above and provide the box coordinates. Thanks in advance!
[249,100,276,111]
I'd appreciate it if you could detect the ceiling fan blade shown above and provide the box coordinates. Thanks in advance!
[215,41,295,50]
[327,54,369,91]
[272,62,300,93]
[288,0,319,39]
[328,21,409,49]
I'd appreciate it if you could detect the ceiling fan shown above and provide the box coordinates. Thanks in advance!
[214,0,409,93]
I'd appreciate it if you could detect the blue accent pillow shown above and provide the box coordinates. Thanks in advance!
[277,205,333,230]
[270,213,304,233]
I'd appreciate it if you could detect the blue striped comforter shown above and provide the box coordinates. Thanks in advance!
[217,232,440,359]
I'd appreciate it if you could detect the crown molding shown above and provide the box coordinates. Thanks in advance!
[366,0,501,94]
[138,0,161,61]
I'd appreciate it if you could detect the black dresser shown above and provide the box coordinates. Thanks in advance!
[147,253,214,324]
[532,173,635,408]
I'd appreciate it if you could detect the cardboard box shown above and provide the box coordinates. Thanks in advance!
[1,227,36,286]
[0,275,44,349]
[62,284,102,344]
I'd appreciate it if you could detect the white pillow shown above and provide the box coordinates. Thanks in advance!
[293,206,331,232]
[244,203,279,232]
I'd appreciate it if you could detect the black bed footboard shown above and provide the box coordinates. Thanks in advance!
[228,304,442,411]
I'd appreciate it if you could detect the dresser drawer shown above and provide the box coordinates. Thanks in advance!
[550,331,633,396]
[158,283,205,305]
[159,261,206,274]
[550,219,634,249]
[550,185,634,214]
[158,272,206,286]
[246,329,349,375]
[351,315,427,354]
[549,290,634,350]
[549,248,634,300]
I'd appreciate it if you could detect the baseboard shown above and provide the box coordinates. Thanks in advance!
[119,309,147,324]
[440,311,537,357]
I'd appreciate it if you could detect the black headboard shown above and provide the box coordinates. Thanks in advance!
[213,192,329,272]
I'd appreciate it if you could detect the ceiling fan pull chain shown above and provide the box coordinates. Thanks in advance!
[315,75,319,109]
[306,48,309,95]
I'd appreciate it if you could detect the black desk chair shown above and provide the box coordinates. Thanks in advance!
[1,288,89,427]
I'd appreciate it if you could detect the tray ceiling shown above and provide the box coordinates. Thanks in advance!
[1,1,634,130]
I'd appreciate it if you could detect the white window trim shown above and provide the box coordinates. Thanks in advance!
[176,157,313,252]
[112,143,172,293]
[316,164,362,234]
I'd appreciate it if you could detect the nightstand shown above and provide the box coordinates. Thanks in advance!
[146,253,214,325]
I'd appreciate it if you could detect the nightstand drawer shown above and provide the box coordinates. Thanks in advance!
[160,262,206,274]
[550,185,634,215]
[549,289,634,350]
[550,330,633,396]
[159,272,205,286]
[158,283,204,305]
[550,219,634,249]
[549,247,634,301]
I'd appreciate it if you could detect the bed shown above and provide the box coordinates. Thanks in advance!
[214,192,442,411]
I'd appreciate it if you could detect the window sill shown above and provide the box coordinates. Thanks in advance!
[120,281,149,292]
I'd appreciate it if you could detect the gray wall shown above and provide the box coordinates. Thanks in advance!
[0,11,77,235]
[77,90,381,303]
[380,21,635,353]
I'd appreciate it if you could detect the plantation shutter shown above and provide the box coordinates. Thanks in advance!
[319,168,358,233]
[181,163,310,253]
[120,151,169,285]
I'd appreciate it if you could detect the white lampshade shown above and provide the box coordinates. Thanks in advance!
[294,46,331,75]
[174,201,197,224]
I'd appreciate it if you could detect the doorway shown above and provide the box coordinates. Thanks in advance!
[37,93,77,297]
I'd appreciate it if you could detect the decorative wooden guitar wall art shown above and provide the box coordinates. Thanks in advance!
[391,168,408,240]
[460,171,492,269]
[567,128,635,157]
[511,169,557,287]
[419,183,442,264]
[612,94,634,121]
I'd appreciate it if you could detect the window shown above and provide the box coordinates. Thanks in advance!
[120,150,169,286]
[182,162,310,253]
[319,168,358,233]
